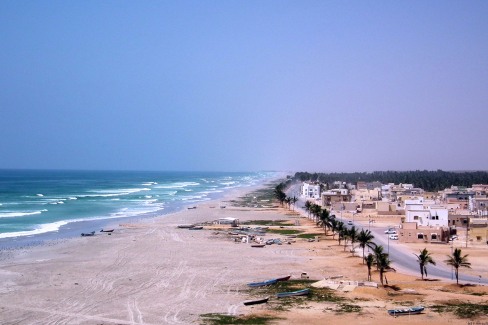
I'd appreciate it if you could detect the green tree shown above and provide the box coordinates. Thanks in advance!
[357,229,375,263]
[317,209,331,236]
[348,226,358,256]
[445,248,471,285]
[414,248,436,280]
[336,222,345,246]
[330,218,339,239]
[304,201,312,218]
[375,252,394,286]
[365,253,375,281]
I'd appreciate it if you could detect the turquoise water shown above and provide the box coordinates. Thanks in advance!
[0,170,276,242]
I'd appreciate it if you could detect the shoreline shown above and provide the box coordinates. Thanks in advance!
[0,183,486,324]
[0,176,279,251]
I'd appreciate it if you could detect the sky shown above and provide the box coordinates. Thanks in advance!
[1,1,487,173]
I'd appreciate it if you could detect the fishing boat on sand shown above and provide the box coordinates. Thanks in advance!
[247,279,278,287]
[177,224,194,229]
[275,275,291,282]
[100,229,114,233]
[81,231,95,237]
[276,288,310,298]
[243,297,269,306]
[251,244,266,248]
[387,306,425,316]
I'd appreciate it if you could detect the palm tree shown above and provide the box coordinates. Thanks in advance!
[358,229,375,263]
[414,248,436,280]
[274,185,286,206]
[304,201,312,218]
[317,209,330,236]
[336,222,345,246]
[371,244,384,271]
[291,196,297,211]
[376,252,394,286]
[342,227,350,252]
[348,226,358,256]
[365,253,375,281]
[330,218,339,239]
[284,197,291,210]
[311,204,322,222]
[445,248,471,285]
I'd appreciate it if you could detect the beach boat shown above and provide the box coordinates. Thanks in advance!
[187,206,197,209]
[276,288,310,298]
[387,306,425,316]
[81,231,95,237]
[177,224,194,229]
[251,244,266,248]
[247,279,278,287]
[243,297,269,306]
[275,275,291,282]
[188,226,203,230]
[100,229,114,233]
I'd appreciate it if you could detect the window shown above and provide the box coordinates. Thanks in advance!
[431,234,438,240]
[414,216,419,220]
[477,236,482,241]
[417,233,424,240]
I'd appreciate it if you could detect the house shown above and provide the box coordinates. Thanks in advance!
[404,198,449,227]
[301,182,321,199]
[469,218,488,245]
[398,222,449,243]
[321,189,351,206]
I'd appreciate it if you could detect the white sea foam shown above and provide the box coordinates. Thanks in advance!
[142,182,158,186]
[155,182,200,189]
[0,220,70,239]
[79,188,151,198]
[0,211,44,218]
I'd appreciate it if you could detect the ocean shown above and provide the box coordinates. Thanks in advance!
[0,170,277,247]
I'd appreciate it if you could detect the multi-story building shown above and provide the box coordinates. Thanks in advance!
[301,182,321,199]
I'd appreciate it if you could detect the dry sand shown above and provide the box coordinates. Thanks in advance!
[0,188,487,324]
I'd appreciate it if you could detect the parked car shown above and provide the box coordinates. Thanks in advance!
[385,229,397,234]
[389,234,399,240]
[450,235,458,241]
[347,220,353,225]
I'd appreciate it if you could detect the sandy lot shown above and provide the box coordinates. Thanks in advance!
[0,188,486,324]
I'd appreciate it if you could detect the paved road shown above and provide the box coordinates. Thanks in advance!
[288,185,487,285]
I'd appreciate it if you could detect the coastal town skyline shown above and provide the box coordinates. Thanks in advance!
[1,1,487,172]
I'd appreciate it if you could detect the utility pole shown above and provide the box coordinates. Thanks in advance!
[465,216,469,248]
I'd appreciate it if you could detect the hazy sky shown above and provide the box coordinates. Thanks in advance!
[1,1,487,172]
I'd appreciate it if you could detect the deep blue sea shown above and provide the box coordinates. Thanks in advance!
[0,170,277,247]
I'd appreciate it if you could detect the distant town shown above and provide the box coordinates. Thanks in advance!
[294,172,488,246]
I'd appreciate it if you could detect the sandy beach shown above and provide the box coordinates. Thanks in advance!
[0,186,487,325]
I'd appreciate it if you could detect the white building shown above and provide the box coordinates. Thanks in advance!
[301,182,321,199]
[404,198,449,227]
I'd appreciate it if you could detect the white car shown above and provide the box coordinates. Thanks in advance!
[384,229,397,234]
[389,234,398,240]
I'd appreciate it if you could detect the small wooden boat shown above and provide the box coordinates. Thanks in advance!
[100,229,114,233]
[247,279,278,287]
[81,231,95,237]
[177,224,195,229]
[251,244,266,248]
[388,306,424,316]
[188,226,203,230]
[276,288,310,298]
[187,206,197,209]
[275,275,291,282]
[243,297,269,306]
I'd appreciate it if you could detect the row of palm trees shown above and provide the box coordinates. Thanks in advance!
[304,201,472,286]
[415,247,472,284]
[274,184,297,210]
